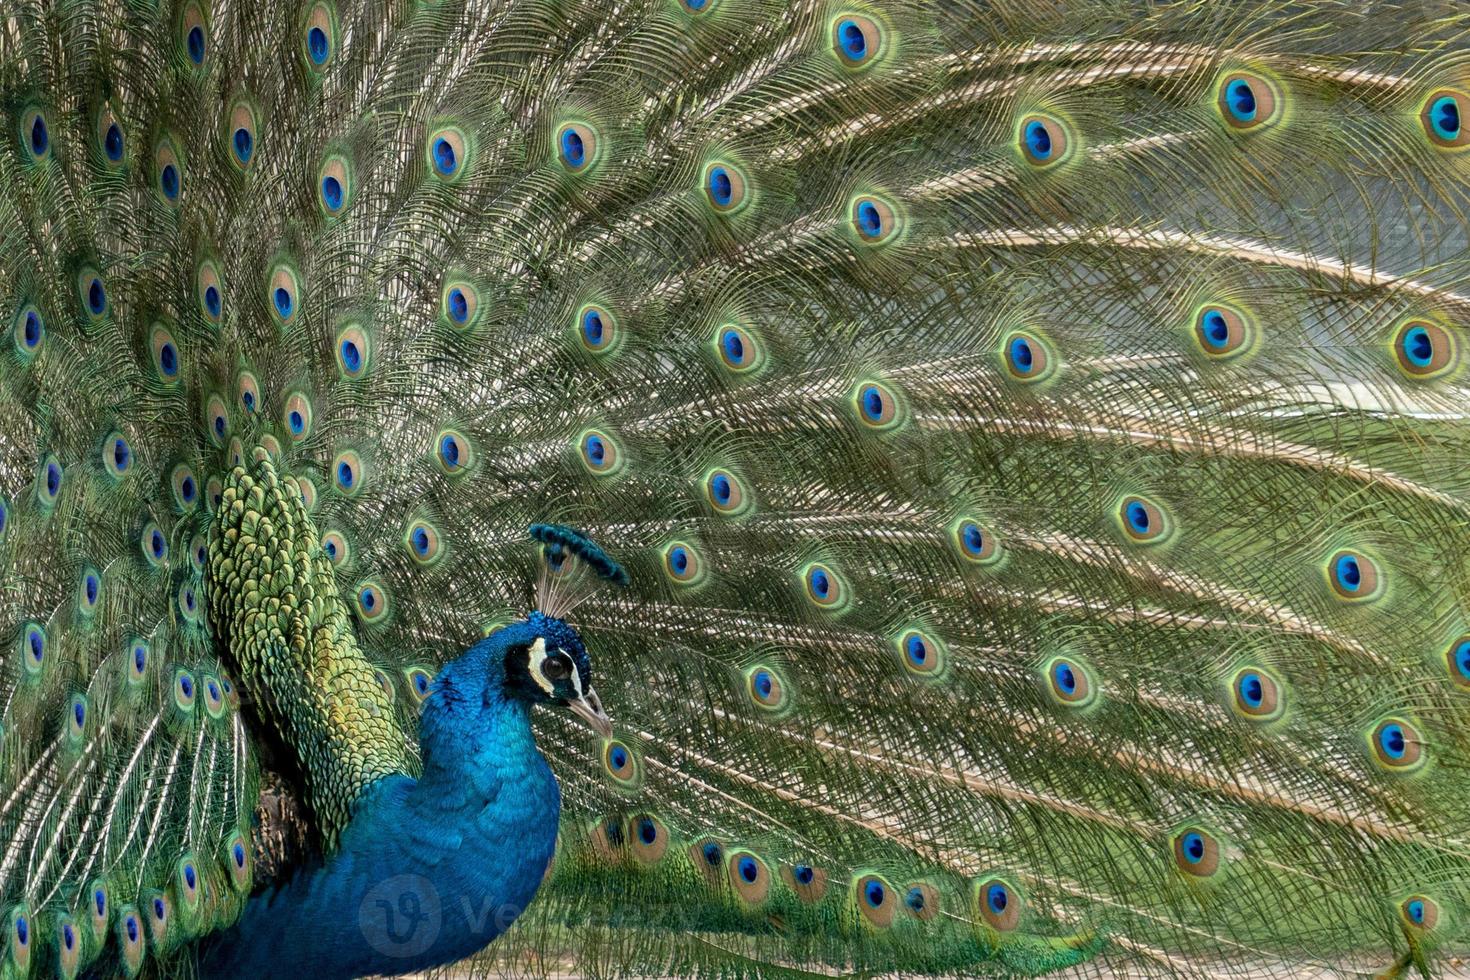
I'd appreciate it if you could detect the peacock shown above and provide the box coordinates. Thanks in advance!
[2,0,1470,976]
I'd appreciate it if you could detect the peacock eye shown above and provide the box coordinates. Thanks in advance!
[542,654,571,681]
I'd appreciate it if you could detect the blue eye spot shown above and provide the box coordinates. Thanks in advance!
[1238,672,1263,708]
[126,917,138,942]
[213,415,226,437]
[721,329,744,363]
[104,123,123,160]
[1226,78,1256,121]
[855,200,882,238]
[73,701,85,726]
[153,898,165,919]
[63,924,73,949]
[414,672,429,693]
[669,546,689,574]
[1180,832,1205,863]
[1403,326,1434,367]
[560,129,585,168]
[87,279,106,315]
[638,818,657,844]
[906,887,926,912]
[582,309,603,344]
[440,435,461,467]
[184,864,196,888]
[1024,120,1051,159]
[321,175,343,210]
[133,644,147,672]
[337,462,355,488]
[753,670,773,698]
[289,410,305,434]
[707,166,732,206]
[187,26,205,64]
[233,127,253,164]
[1407,899,1426,924]
[340,339,361,372]
[794,864,814,885]
[46,461,62,497]
[1334,554,1361,591]
[961,523,984,556]
[610,746,628,769]
[838,20,866,59]
[15,917,26,945]
[905,634,927,665]
[701,842,721,866]
[432,137,457,175]
[242,389,255,412]
[1010,336,1033,371]
[447,288,469,323]
[1379,723,1406,759]
[207,680,219,700]
[85,574,99,604]
[809,567,829,598]
[113,438,130,471]
[1053,661,1076,695]
[274,287,294,319]
[233,842,246,866]
[710,473,732,505]
[179,675,193,698]
[160,164,179,199]
[159,342,178,375]
[308,26,329,64]
[738,856,758,883]
[22,311,41,348]
[986,883,1008,914]
[1431,95,1461,140]
[27,628,43,664]
[412,527,430,556]
[1201,310,1230,348]
[864,880,885,908]
[360,587,376,610]
[860,385,883,421]
[180,476,196,501]
[204,285,221,318]
[1125,501,1150,535]
[29,115,47,156]
[150,530,165,559]
[585,435,605,464]
[1454,641,1470,681]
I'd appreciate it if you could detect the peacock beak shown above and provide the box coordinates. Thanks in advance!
[567,687,612,738]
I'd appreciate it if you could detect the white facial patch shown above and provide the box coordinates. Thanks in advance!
[527,637,555,695]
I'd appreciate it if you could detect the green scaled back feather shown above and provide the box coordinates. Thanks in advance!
[3,0,1470,977]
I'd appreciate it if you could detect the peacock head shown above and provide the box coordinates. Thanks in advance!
[497,611,611,737]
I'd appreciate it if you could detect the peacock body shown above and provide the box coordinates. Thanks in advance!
[2,0,1470,976]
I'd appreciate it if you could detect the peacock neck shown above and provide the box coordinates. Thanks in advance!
[202,645,561,980]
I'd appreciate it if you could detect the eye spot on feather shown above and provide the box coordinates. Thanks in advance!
[13,305,43,359]
[283,392,314,442]
[832,15,881,66]
[57,913,79,975]
[116,905,144,972]
[177,856,201,909]
[428,126,468,180]
[436,430,473,475]
[67,695,88,741]
[850,195,898,243]
[204,394,229,445]
[1392,319,1456,379]
[1421,90,1469,148]
[319,156,350,215]
[1044,656,1097,709]
[602,740,641,788]
[745,666,787,710]
[228,101,258,170]
[237,372,261,414]
[35,455,62,508]
[896,629,946,679]
[101,432,132,480]
[78,567,101,615]
[630,814,669,864]
[405,667,434,703]
[713,323,762,373]
[146,892,170,944]
[705,469,750,515]
[97,104,125,165]
[577,304,616,353]
[953,519,999,564]
[1118,495,1169,544]
[20,107,50,164]
[304,3,338,69]
[728,852,771,904]
[578,429,623,476]
[333,450,363,494]
[430,279,480,333]
[1368,716,1425,772]
[170,464,198,512]
[973,878,1021,931]
[904,882,940,920]
[202,673,225,718]
[173,669,196,711]
[663,541,706,585]
[852,380,900,428]
[404,520,444,566]
[1217,72,1280,130]
[20,623,45,676]
[557,122,599,173]
[689,838,725,884]
[782,863,828,902]
[126,639,149,684]
[355,581,388,622]
[703,161,749,213]
[1326,549,1381,602]
[1171,827,1222,877]
[328,324,371,378]
[801,562,845,609]
[1229,667,1284,722]
[1002,331,1052,381]
[1019,114,1069,166]
[141,522,168,567]
[1193,305,1252,358]
[155,139,183,203]
[182,4,207,65]
[198,260,223,325]
[269,264,302,326]
[177,580,202,622]
[1445,636,1470,690]
[207,476,223,511]
[76,269,108,320]
[1401,895,1440,930]
[854,875,895,928]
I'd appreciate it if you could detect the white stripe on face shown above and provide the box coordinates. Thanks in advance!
[527,637,555,695]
